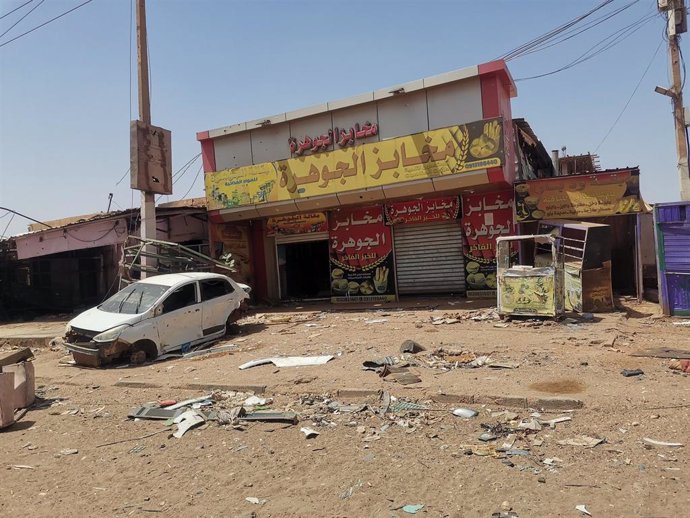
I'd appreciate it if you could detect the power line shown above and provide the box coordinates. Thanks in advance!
[500,0,617,61]
[0,0,94,49]
[0,0,33,21]
[515,10,657,81]
[0,206,53,229]
[0,0,43,39]
[177,164,204,201]
[1,214,16,239]
[115,166,130,186]
[595,38,664,152]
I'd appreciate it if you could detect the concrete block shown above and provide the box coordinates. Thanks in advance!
[336,388,380,399]
[2,362,35,409]
[0,372,15,429]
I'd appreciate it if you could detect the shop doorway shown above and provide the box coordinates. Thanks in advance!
[277,240,331,300]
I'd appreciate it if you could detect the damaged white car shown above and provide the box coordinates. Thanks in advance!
[64,272,250,367]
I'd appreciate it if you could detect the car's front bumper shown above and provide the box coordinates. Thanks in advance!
[64,338,131,367]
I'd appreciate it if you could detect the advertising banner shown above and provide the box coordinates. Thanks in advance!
[210,224,253,284]
[514,169,643,222]
[328,206,396,303]
[206,118,504,210]
[461,190,515,297]
[499,273,556,316]
[384,196,459,225]
[266,212,328,236]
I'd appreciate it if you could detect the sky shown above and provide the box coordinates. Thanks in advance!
[0,0,687,237]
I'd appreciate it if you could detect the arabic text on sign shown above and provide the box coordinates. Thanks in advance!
[288,122,378,156]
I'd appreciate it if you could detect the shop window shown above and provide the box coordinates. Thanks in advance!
[162,283,197,313]
[200,278,234,301]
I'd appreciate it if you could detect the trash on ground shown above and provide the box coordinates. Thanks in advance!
[172,410,206,438]
[364,319,388,324]
[362,356,396,371]
[517,418,542,431]
[576,504,592,516]
[300,427,319,439]
[642,437,684,448]
[400,339,425,354]
[128,406,184,420]
[479,432,498,442]
[489,361,520,369]
[388,401,428,412]
[401,504,425,514]
[239,355,334,370]
[672,320,690,326]
[243,395,270,406]
[240,411,298,424]
[167,395,213,410]
[245,497,267,505]
[668,359,690,373]
[340,480,363,499]
[183,344,237,359]
[540,416,572,428]
[621,369,644,377]
[453,408,478,418]
[387,372,421,385]
[59,448,79,455]
[557,436,604,448]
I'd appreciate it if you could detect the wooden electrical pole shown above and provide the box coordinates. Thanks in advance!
[662,0,690,200]
[136,0,156,276]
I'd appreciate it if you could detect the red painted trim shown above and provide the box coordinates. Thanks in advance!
[487,167,506,184]
[196,131,209,141]
[478,59,517,97]
[208,210,224,223]
[200,138,216,173]
[480,75,500,119]
[250,221,269,302]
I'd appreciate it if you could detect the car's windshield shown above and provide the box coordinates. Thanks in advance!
[99,283,168,314]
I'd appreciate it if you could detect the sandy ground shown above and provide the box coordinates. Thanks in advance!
[1,297,689,517]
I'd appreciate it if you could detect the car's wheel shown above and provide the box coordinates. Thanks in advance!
[130,340,159,364]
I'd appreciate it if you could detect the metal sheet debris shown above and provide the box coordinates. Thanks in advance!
[239,356,334,370]
[453,408,478,418]
[172,410,206,438]
[557,436,604,448]
[300,427,320,439]
[642,437,684,448]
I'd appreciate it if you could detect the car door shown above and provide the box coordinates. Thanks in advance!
[156,282,203,352]
[199,277,238,336]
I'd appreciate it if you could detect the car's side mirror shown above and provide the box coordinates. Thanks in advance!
[154,305,163,317]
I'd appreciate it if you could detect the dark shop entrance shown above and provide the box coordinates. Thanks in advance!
[277,239,331,300]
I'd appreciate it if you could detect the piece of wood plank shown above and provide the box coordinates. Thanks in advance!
[630,347,690,359]
[0,348,34,369]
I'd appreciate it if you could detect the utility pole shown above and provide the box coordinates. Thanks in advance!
[136,0,156,276]
[657,0,690,200]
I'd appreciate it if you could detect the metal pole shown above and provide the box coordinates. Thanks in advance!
[667,0,690,200]
[136,0,156,276]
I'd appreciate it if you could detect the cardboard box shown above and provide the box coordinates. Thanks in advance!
[0,372,15,429]
[2,362,35,409]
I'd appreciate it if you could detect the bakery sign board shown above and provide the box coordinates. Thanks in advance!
[206,118,504,211]
[384,196,459,225]
[514,169,643,222]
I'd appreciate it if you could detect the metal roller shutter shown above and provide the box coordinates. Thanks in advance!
[393,221,465,294]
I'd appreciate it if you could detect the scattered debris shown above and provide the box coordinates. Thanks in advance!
[672,320,690,326]
[517,418,542,431]
[576,504,592,516]
[239,355,334,370]
[340,480,363,499]
[452,408,478,418]
[557,436,604,448]
[668,359,690,373]
[362,356,396,371]
[59,449,79,456]
[167,395,213,410]
[243,396,270,406]
[300,427,319,439]
[183,344,237,359]
[387,372,421,385]
[172,410,206,438]
[388,401,428,412]
[540,416,572,428]
[11,465,35,470]
[241,412,298,424]
[621,369,644,377]
[245,497,267,505]
[400,339,425,354]
[364,319,388,324]
[642,437,684,448]
[128,406,184,420]
[489,361,520,369]
[400,504,425,514]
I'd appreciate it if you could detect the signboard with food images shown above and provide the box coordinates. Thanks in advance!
[328,206,396,303]
[205,118,504,211]
[461,190,516,297]
[514,169,643,222]
[266,212,328,236]
[210,223,253,285]
[384,196,459,225]
[498,273,557,316]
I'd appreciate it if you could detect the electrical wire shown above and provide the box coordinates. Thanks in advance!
[595,38,664,151]
[0,210,11,219]
[500,0,616,61]
[115,167,130,186]
[177,164,204,201]
[154,153,202,203]
[0,0,44,40]
[515,11,657,81]
[0,214,16,239]
[0,0,94,48]
[0,0,33,20]
[64,221,120,243]
[516,1,640,59]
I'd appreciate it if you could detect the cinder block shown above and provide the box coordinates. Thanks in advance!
[3,362,35,409]
[528,397,584,410]
[336,388,380,399]
[431,393,475,404]
[0,372,15,429]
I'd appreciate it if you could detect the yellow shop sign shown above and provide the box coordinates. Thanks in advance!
[206,118,504,210]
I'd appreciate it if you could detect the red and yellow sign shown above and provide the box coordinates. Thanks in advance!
[206,118,504,210]
[461,190,516,295]
[384,197,459,225]
[515,170,643,222]
[328,206,395,303]
[210,223,253,285]
[266,212,327,236]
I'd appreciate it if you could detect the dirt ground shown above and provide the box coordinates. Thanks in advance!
[1,297,689,518]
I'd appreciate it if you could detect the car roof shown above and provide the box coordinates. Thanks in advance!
[137,272,230,287]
